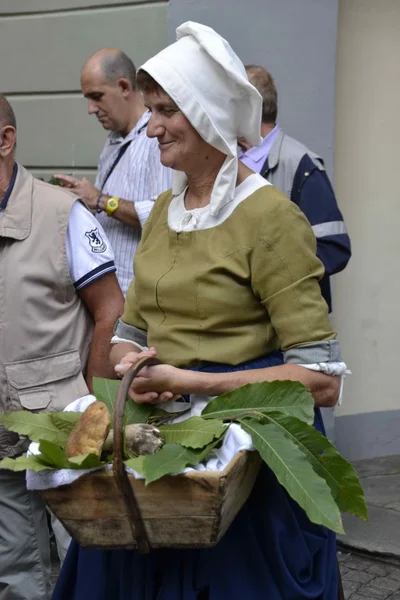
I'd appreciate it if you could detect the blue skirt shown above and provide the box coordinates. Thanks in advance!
[52,353,338,599]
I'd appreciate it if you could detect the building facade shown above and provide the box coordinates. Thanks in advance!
[1,0,399,460]
[0,0,168,180]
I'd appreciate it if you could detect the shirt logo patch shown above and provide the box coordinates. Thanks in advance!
[85,228,107,253]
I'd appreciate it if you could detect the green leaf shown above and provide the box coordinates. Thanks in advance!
[92,377,120,419]
[124,455,146,475]
[202,381,314,424]
[93,377,152,424]
[159,417,226,448]
[1,411,69,446]
[142,442,217,485]
[147,408,187,426]
[38,440,105,470]
[67,454,105,469]
[0,454,53,472]
[240,418,344,533]
[262,412,368,520]
[148,408,171,419]
[39,439,71,468]
[124,398,154,425]
[50,412,83,435]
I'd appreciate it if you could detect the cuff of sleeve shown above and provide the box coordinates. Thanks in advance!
[134,200,155,228]
[284,340,341,364]
[299,363,351,407]
[74,261,116,291]
[113,318,148,347]
[110,335,147,352]
[299,362,350,376]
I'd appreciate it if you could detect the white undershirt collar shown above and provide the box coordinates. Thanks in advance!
[168,173,270,232]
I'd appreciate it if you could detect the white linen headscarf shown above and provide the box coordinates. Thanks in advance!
[138,21,263,217]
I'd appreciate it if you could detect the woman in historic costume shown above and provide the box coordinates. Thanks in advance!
[53,22,346,600]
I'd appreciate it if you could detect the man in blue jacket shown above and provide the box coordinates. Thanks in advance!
[239,65,351,311]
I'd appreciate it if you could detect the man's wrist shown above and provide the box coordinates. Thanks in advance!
[95,193,103,213]
[95,193,108,213]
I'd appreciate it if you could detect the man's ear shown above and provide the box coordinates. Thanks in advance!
[0,126,16,157]
[117,78,132,97]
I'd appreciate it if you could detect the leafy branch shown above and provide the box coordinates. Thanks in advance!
[0,377,367,533]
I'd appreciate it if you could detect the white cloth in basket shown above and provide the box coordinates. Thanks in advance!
[26,395,254,490]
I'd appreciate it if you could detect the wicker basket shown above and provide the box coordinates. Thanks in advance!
[40,357,261,552]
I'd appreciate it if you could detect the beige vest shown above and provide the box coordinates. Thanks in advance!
[0,164,93,458]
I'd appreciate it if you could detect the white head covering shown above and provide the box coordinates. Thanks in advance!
[139,21,263,217]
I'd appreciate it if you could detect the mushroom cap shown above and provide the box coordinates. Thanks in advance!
[65,401,111,458]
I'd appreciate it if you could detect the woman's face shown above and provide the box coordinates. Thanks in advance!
[144,88,208,173]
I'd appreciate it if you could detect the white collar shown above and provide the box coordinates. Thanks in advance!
[168,173,270,232]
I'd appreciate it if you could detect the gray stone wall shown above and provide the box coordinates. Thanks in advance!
[168,0,338,177]
[0,0,168,181]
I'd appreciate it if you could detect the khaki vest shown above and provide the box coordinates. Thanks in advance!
[0,164,93,458]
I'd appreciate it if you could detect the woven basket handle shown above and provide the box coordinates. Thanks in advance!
[112,355,162,554]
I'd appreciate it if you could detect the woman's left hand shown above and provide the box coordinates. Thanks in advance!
[128,364,187,404]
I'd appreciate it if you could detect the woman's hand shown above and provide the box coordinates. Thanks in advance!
[114,348,187,404]
[114,347,157,378]
[128,364,189,404]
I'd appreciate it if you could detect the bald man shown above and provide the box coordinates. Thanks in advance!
[55,48,172,295]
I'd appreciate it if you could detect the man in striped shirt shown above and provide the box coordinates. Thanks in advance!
[239,65,351,312]
[55,48,172,295]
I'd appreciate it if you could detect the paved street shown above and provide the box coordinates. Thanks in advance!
[339,455,400,558]
[338,550,400,600]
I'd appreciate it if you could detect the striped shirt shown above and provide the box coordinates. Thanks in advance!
[95,111,172,295]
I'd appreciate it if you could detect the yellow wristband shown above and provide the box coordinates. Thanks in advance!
[105,196,120,217]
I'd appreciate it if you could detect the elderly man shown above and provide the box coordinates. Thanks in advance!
[240,65,351,311]
[0,95,124,600]
[55,48,172,295]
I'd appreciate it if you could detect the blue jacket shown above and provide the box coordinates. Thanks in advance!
[261,131,351,311]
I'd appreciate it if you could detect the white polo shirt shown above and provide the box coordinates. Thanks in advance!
[67,201,116,289]
[0,200,116,289]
